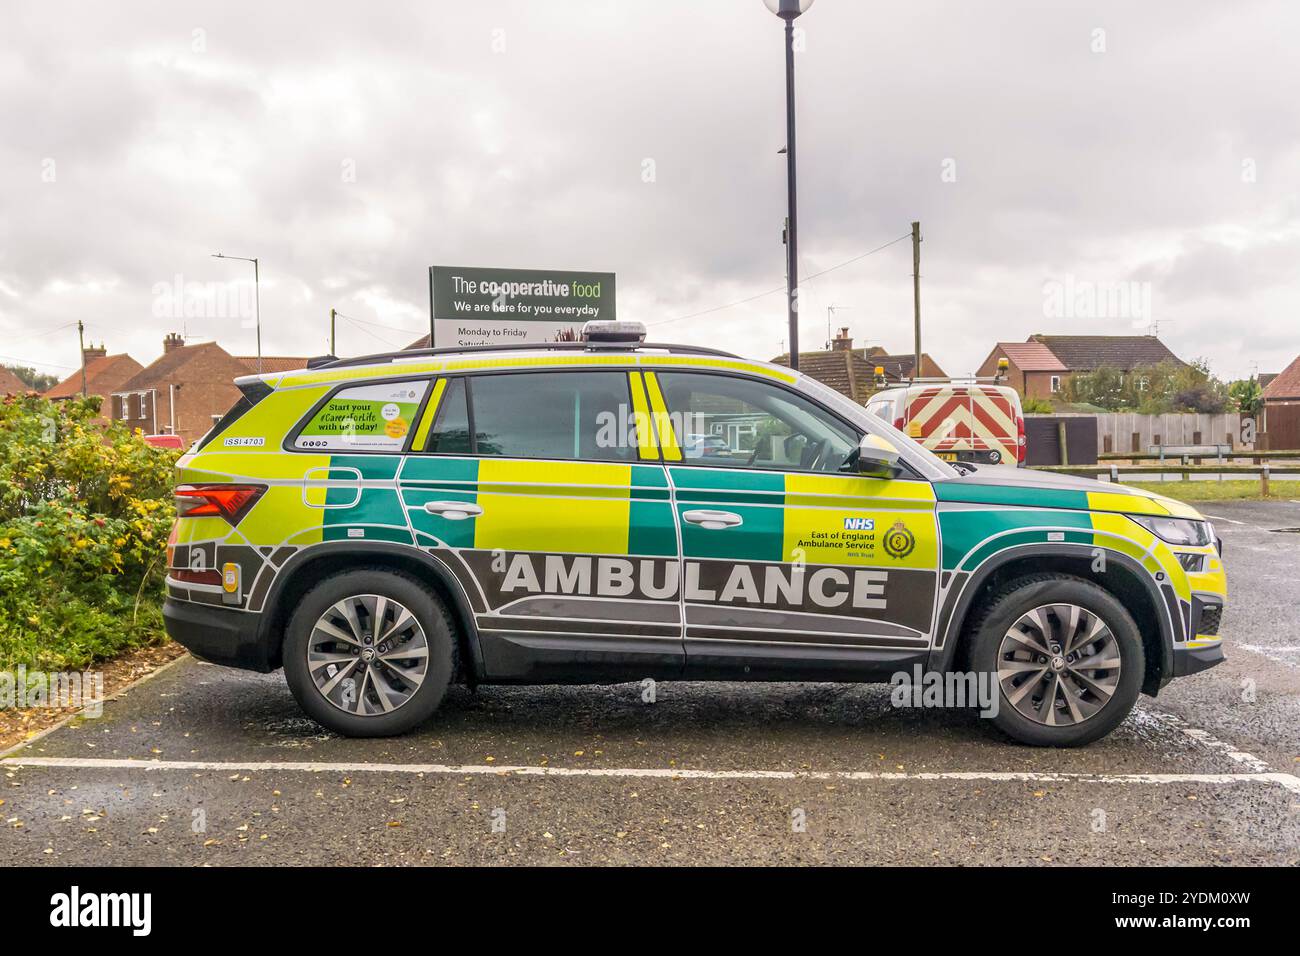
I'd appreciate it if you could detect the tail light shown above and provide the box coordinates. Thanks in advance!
[171,568,224,587]
[894,416,906,431]
[174,484,266,525]
[1015,416,1026,464]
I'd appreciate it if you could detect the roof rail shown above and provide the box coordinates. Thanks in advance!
[315,340,743,370]
[898,375,1009,385]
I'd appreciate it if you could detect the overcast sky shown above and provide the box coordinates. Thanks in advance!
[2,0,1297,383]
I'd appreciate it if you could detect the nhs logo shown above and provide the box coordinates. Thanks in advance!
[843,517,875,531]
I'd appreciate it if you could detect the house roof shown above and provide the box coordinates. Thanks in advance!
[45,354,144,400]
[1029,334,1183,371]
[117,342,244,392]
[237,356,312,374]
[991,341,1067,373]
[405,334,431,350]
[0,365,29,394]
[1263,354,1300,401]
[770,348,945,404]
[872,353,943,381]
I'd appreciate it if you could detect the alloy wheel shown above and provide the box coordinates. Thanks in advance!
[996,603,1122,727]
[307,594,429,716]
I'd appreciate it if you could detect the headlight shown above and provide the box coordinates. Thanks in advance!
[1128,514,1213,547]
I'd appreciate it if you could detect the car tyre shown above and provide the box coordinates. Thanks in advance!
[968,574,1144,747]
[283,568,457,737]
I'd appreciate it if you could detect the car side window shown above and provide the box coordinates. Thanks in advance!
[463,371,637,462]
[424,377,472,454]
[655,371,858,473]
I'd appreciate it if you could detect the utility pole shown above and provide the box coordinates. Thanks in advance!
[77,320,87,396]
[783,17,800,372]
[330,308,337,355]
[911,221,922,381]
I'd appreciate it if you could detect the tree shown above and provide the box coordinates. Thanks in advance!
[3,364,57,393]
[1228,377,1263,419]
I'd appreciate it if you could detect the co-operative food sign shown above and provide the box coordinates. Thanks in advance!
[428,265,616,348]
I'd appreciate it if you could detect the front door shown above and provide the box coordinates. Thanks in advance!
[646,369,939,679]
[400,369,682,681]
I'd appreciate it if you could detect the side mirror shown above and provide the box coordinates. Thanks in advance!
[857,433,900,474]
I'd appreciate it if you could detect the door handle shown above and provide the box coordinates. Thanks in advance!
[423,501,483,520]
[682,509,743,530]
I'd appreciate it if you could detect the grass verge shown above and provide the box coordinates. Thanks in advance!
[1120,479,1284,502]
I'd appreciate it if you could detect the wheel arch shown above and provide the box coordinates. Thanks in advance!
[929,543,1176,696]
[257,541,485,684]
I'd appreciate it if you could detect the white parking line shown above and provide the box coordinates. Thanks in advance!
[4,756,1299,792]
[1235,642,1300,667]
[1149,711,1277,773]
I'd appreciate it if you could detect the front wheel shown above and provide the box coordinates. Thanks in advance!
[968,574,1144,747]
[283,568,457,737]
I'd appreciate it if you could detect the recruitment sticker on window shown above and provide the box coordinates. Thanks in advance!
[294,381,428,451]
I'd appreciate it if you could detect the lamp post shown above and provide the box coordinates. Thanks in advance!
[212,253,261,373]
[763,0,814,372]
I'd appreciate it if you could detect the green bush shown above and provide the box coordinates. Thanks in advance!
[1021,397,1055,414]
[1060,359,1230,413]
[0,394,177,671]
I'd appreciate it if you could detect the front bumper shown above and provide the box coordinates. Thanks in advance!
[1172,641,1225,677]
[163,597,275,672]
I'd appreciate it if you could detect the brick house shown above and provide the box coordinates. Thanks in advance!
[43,344,145,423]
[771,330,946,404]
[111,334,309,443]
[1261,354,1300,450]
[977,334,1185,401]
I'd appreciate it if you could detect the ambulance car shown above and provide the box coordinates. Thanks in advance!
[865,382,1025,467]
[163,321,1226,746]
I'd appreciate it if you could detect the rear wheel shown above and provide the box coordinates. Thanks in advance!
[283,568,456,737]
[968,575,1144,747]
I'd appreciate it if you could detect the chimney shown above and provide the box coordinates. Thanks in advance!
[831,327,853,351]
[163,332,186,354]
[82,341,107,362]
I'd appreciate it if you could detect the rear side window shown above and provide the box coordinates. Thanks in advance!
[294,380,429,451]
[465,371,635,462]
[197,381,272,450]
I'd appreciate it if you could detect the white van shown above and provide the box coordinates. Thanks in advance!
[864,383,1025,466]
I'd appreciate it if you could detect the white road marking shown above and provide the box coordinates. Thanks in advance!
[1203,513,1245,525]
[4,756,1299,792]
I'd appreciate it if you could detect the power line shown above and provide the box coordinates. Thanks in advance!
[647,233,911,328]
[335,312,422,334]
[0,352,77,370]
[336,313,403,349]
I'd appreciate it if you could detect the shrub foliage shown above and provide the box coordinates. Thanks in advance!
[0,394,177,670]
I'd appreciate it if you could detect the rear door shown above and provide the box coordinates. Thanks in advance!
[646,370,939,678]
[399,368,682,681]
[905,385,1018,465]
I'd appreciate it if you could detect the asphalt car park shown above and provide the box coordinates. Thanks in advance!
[2,497,1297,866]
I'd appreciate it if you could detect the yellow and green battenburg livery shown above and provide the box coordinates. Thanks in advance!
[166,347,1226,698]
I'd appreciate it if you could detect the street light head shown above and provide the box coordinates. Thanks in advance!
[762,0,814,19]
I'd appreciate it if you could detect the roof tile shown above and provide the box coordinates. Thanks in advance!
[1030,334,1183,371]
[1263,354,1300,401]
